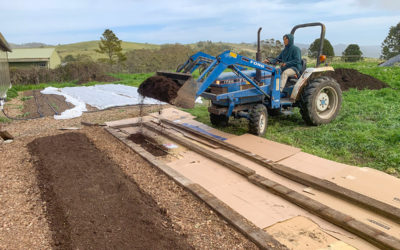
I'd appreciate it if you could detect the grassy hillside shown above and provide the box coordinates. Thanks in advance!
[52,41,161,60]
[53,40,258,61]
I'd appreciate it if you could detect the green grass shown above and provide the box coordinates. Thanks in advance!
[20,96,33,101]
[184,62,400,174]
[111,73,154,87]
[4,73,152,101]
[0,117,11,123]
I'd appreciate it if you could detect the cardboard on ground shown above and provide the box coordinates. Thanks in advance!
[108,108,400,249]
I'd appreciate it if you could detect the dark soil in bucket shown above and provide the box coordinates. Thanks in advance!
[27,132,191,249]
[324,68,389,91]
[128,132,168,157]
[138,76,180,103]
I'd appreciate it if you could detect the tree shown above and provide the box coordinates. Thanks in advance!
[96,29,126,65]
[261,38,284,58]
[195,41,232,56]
[342,44,363,62]
[381,22,400,60]
[308,38,334,58]
[63,54,76,63]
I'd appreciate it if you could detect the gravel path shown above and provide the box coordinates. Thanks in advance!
[0,95,257,249]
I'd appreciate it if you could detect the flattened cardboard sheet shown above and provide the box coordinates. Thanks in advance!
[278,152,349,179]
[226,134,301,162]
[327,166,400,209]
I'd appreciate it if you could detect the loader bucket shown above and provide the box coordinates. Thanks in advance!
[138,71,197,109]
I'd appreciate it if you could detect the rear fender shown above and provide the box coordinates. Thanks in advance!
[290,66,334,101]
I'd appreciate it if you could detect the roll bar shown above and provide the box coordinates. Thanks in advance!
[256,22,326,68]
[291,22,326,67]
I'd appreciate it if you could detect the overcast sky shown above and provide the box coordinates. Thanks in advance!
[1,0,399,46]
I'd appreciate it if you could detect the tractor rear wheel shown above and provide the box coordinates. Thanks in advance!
[210,113,229,127]
[299,76,342,125]
[248,104,268,137]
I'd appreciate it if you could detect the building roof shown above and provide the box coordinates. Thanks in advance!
[8,48,56,62]
[0,32,11,52]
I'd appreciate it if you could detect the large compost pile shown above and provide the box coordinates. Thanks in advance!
[324,68,389,91]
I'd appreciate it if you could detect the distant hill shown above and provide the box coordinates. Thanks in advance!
[9,42,53,49]
[50,41,161,60]
[9,40,381,60]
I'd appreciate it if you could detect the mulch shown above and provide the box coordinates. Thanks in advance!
[324,68,389,91]
[27,132,193,249]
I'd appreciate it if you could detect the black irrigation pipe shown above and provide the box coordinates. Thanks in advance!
[1,109,43,121]
[33,90,44,118]
[1,90,44,121]
[41,92,59,115]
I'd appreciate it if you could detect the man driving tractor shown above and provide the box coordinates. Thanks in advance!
[263,34,302,91]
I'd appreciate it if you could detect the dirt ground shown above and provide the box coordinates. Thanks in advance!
[0,92,257,249]
[21,90,71,119]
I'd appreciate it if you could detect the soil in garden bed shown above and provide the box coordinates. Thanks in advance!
[138,76,180,103]
[324,68,389,91]
[27,132,192,249]
[127,132,168,157]
[22,90,71,118]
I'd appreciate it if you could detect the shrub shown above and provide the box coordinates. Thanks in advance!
[9,61,117,85]
[342,44,363,62]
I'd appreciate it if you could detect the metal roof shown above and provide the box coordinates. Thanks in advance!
[379,54,400,67]
[0,32,11,52]
[7,48,56,61]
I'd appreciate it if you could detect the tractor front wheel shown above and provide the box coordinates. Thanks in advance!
[210,113,229,127]
[299,76,342,125]
[248,104,268,137]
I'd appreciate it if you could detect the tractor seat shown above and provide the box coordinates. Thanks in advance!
[287,59,307,85]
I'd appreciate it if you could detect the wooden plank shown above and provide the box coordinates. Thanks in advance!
[108,125,400,249]
[104,127,286,250]
[248,174,400,250]
[143,122,255,177]
[160,118,400,224]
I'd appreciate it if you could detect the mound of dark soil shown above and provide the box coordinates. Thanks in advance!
[138,76,180,103]
[28,133,192,249]
[324,68,389,91]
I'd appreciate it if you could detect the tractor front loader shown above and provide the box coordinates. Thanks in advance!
[140,22,342,137]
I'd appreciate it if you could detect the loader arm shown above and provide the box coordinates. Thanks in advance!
[195,50,279,98]
[176,51,216,73]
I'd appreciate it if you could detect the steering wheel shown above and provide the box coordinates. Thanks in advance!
[264,57,282,64]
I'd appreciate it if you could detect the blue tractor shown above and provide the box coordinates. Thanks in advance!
[152,23,342,136]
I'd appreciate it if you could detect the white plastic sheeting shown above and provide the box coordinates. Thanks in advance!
[41,87,88,120]
[41,84,165,120]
